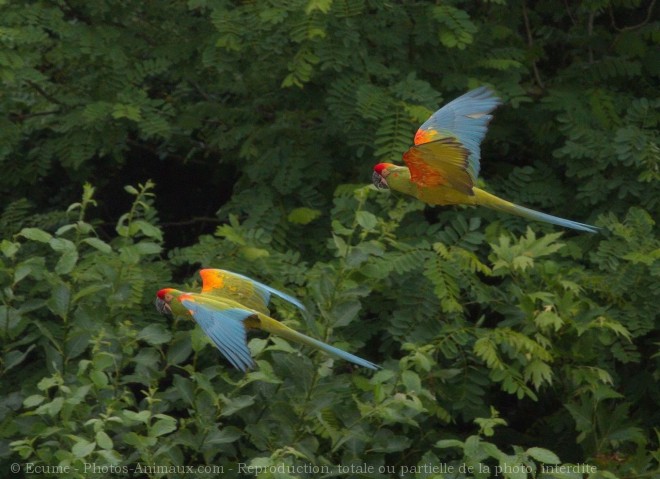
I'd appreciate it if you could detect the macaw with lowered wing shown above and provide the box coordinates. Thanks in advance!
[155,268,378,372]
[372,87,599,233]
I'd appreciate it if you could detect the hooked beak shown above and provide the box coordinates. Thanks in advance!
[372,171,389,190]
[154,297,172,315]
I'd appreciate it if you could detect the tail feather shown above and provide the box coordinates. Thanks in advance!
[474,188,600,234]
[259,315,379,370]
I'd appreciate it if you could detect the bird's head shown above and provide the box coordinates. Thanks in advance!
[372,163,395,190]
[155,288,178,315]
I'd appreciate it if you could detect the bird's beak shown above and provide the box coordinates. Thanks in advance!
[372,171,389,190]
[154,298,172,315]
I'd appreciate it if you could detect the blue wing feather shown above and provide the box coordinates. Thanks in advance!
[416,86,501,180]
[182,300,255,372]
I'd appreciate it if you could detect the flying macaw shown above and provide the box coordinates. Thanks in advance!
[155,268,378,372]
[371,87,599,233]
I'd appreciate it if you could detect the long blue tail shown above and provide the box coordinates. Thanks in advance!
[474,188,600,233]
[260,315,380,370]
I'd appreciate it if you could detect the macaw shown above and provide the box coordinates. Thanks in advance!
[372,87,599,233]
[155,268,378,372]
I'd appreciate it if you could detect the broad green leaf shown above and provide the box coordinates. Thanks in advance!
[72,439,96,458]
[149,417,177,437]
[137,324,172,346]
[356,211,378,231]
[18,228,52,243]
[23,394,46,408]
[95,431,113,450]
[526,446,560,464]
[48,283,71,318]
[287,207,322,224]
[82,237,112,253]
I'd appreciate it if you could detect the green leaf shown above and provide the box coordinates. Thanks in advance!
[90,370,109,389]
[1,240,19,258]
[137,324,172,346]
[82,237,112,253]
[241,246,270,260]
[123,410,151,424]
[123,432,157,448]
[435,439,464,449]
[130,220,163,241]
[4,345,36,372]
[95,431,114,450]
[19,227,52,243]
[167,334,192,365]
[172,375,195,405]
[149,416,177,437]
[287,207,322,224]
[134,241,163,255]
[72,439,96,458]
[330,299,361,327]
[48,282,71,318]
[220,395,255,416]
[534,310,563,332]
[112,103,142,121]
[401,370,422,394]
[526,447,560,464]
[55,249,79,275]
[35,397,64,417]
[206,426,242,445]
[305,0,333,14]
[356,211,378,231]
[23,394,46,408]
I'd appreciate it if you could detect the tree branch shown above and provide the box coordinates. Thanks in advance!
[522,1,545,90]
[10,110,61,122]
[609,0,656,32]
[25,80,62,105]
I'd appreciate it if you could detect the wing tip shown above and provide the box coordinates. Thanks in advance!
[467,85,502,104]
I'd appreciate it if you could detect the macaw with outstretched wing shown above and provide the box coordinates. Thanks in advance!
[372,87,599,233]
[155,269,378,371]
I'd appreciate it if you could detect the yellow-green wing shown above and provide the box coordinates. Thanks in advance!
[199,269,305,315]
[403,137,474,195]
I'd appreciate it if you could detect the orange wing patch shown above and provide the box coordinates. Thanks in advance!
[403,137,474,195]
[199,269,270,314]
[414,128,438,146]
[200,269,225,293]
[403,147,447,187]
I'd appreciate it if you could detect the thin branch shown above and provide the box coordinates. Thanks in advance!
[522,1,545,90]
[25,80,62,105]
[160,217,222,227]
[609,0,656,32]
[188,80,212,102]
[58,0,93,24]
[563,0,578,26]
[587,12,595,64]
[125,138,207,166]
[10,110,61,122]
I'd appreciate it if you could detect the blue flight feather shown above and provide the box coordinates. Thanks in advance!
[182,300,255,372]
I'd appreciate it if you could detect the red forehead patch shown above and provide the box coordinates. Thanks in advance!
[374,163,393,174]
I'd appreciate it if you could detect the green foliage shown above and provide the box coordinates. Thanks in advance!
[1,0,658,477]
